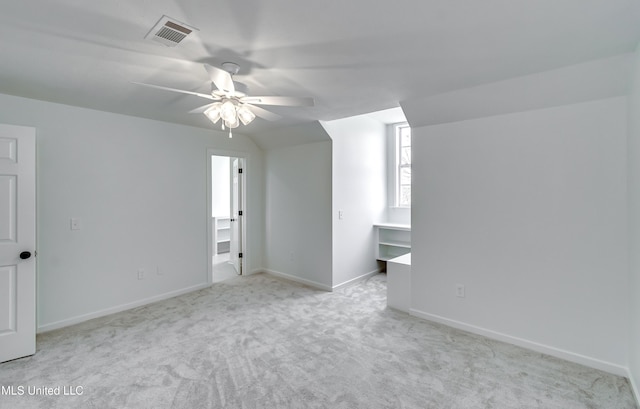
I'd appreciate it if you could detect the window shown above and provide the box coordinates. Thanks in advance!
[395,123,411,207]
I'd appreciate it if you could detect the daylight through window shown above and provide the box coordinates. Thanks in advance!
[396,123,411,207]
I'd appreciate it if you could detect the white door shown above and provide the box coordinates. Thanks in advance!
[229,158,242,274]
[0,124,36,363]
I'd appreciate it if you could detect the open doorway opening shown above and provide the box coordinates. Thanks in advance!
[208,152,246,283]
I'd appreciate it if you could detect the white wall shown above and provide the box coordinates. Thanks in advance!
[409,97,629,374]
[627,43,640,399]
[0,92,264,331]
[321,115,386,288]
[264,140,333,289]
[211,155,230,217]
[401,56,634,375]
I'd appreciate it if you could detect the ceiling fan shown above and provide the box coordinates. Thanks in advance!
[133,62,314,137]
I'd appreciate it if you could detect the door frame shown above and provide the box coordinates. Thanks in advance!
[206,149,248,284]
[229,157,242,274]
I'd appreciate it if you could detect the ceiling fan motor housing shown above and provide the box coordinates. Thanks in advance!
[221,62,240,75]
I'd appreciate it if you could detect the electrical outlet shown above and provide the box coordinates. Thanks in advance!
[456,284,465,298]
[70,218,81,230]
[137,269,145,280]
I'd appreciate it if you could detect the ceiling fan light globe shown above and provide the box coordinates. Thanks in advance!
[237,105,256,125]
[225,117,240,129]
[204,105,222,124]
[220,100,237,123]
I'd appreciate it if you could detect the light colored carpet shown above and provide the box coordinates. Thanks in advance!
[0,273,636,408]
[212,253,239,283]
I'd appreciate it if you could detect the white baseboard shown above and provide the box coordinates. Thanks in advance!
[332,269,381,291]
[262,269,332,291]
[247,268,263,276]
[629,369,640,407]
[37,283,211,333]
[411,309,628,377]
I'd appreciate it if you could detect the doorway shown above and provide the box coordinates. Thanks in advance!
[208,152,246,283]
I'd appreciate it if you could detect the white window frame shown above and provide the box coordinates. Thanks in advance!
[388,122,411,208]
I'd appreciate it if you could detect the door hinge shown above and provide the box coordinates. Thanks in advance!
[238,168,243,174]
[239,252,243,258]
[238,210,243,216]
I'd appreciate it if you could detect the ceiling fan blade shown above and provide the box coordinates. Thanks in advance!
[246,104,282,121]
[204,64,235,94]
[131,82,216,100]
[241,96,314,107]
[189,103,219,114]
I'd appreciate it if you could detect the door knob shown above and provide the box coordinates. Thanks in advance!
[19,251,32,260]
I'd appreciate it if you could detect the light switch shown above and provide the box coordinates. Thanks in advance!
[338,210,344,220]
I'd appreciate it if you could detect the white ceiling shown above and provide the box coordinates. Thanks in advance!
[1,0,639,148]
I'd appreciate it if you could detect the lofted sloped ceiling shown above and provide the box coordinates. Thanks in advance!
[0,1,639,149]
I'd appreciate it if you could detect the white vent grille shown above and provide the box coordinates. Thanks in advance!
[145,15,198,47]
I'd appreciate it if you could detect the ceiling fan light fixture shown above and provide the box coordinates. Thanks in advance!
[204,103,222,124]
[134,62,313,134]
[225,117,240,129]
[220,100,237,123]
[237,105,256,125]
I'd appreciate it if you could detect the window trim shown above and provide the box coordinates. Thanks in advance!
[389,122,411,208]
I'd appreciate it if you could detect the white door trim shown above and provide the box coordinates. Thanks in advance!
[206,149,248,284]
[229,157,242,274]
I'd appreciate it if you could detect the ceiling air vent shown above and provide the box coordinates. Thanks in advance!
[145,15,198,47]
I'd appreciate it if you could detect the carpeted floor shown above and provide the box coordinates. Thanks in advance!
[0,273,637,408]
